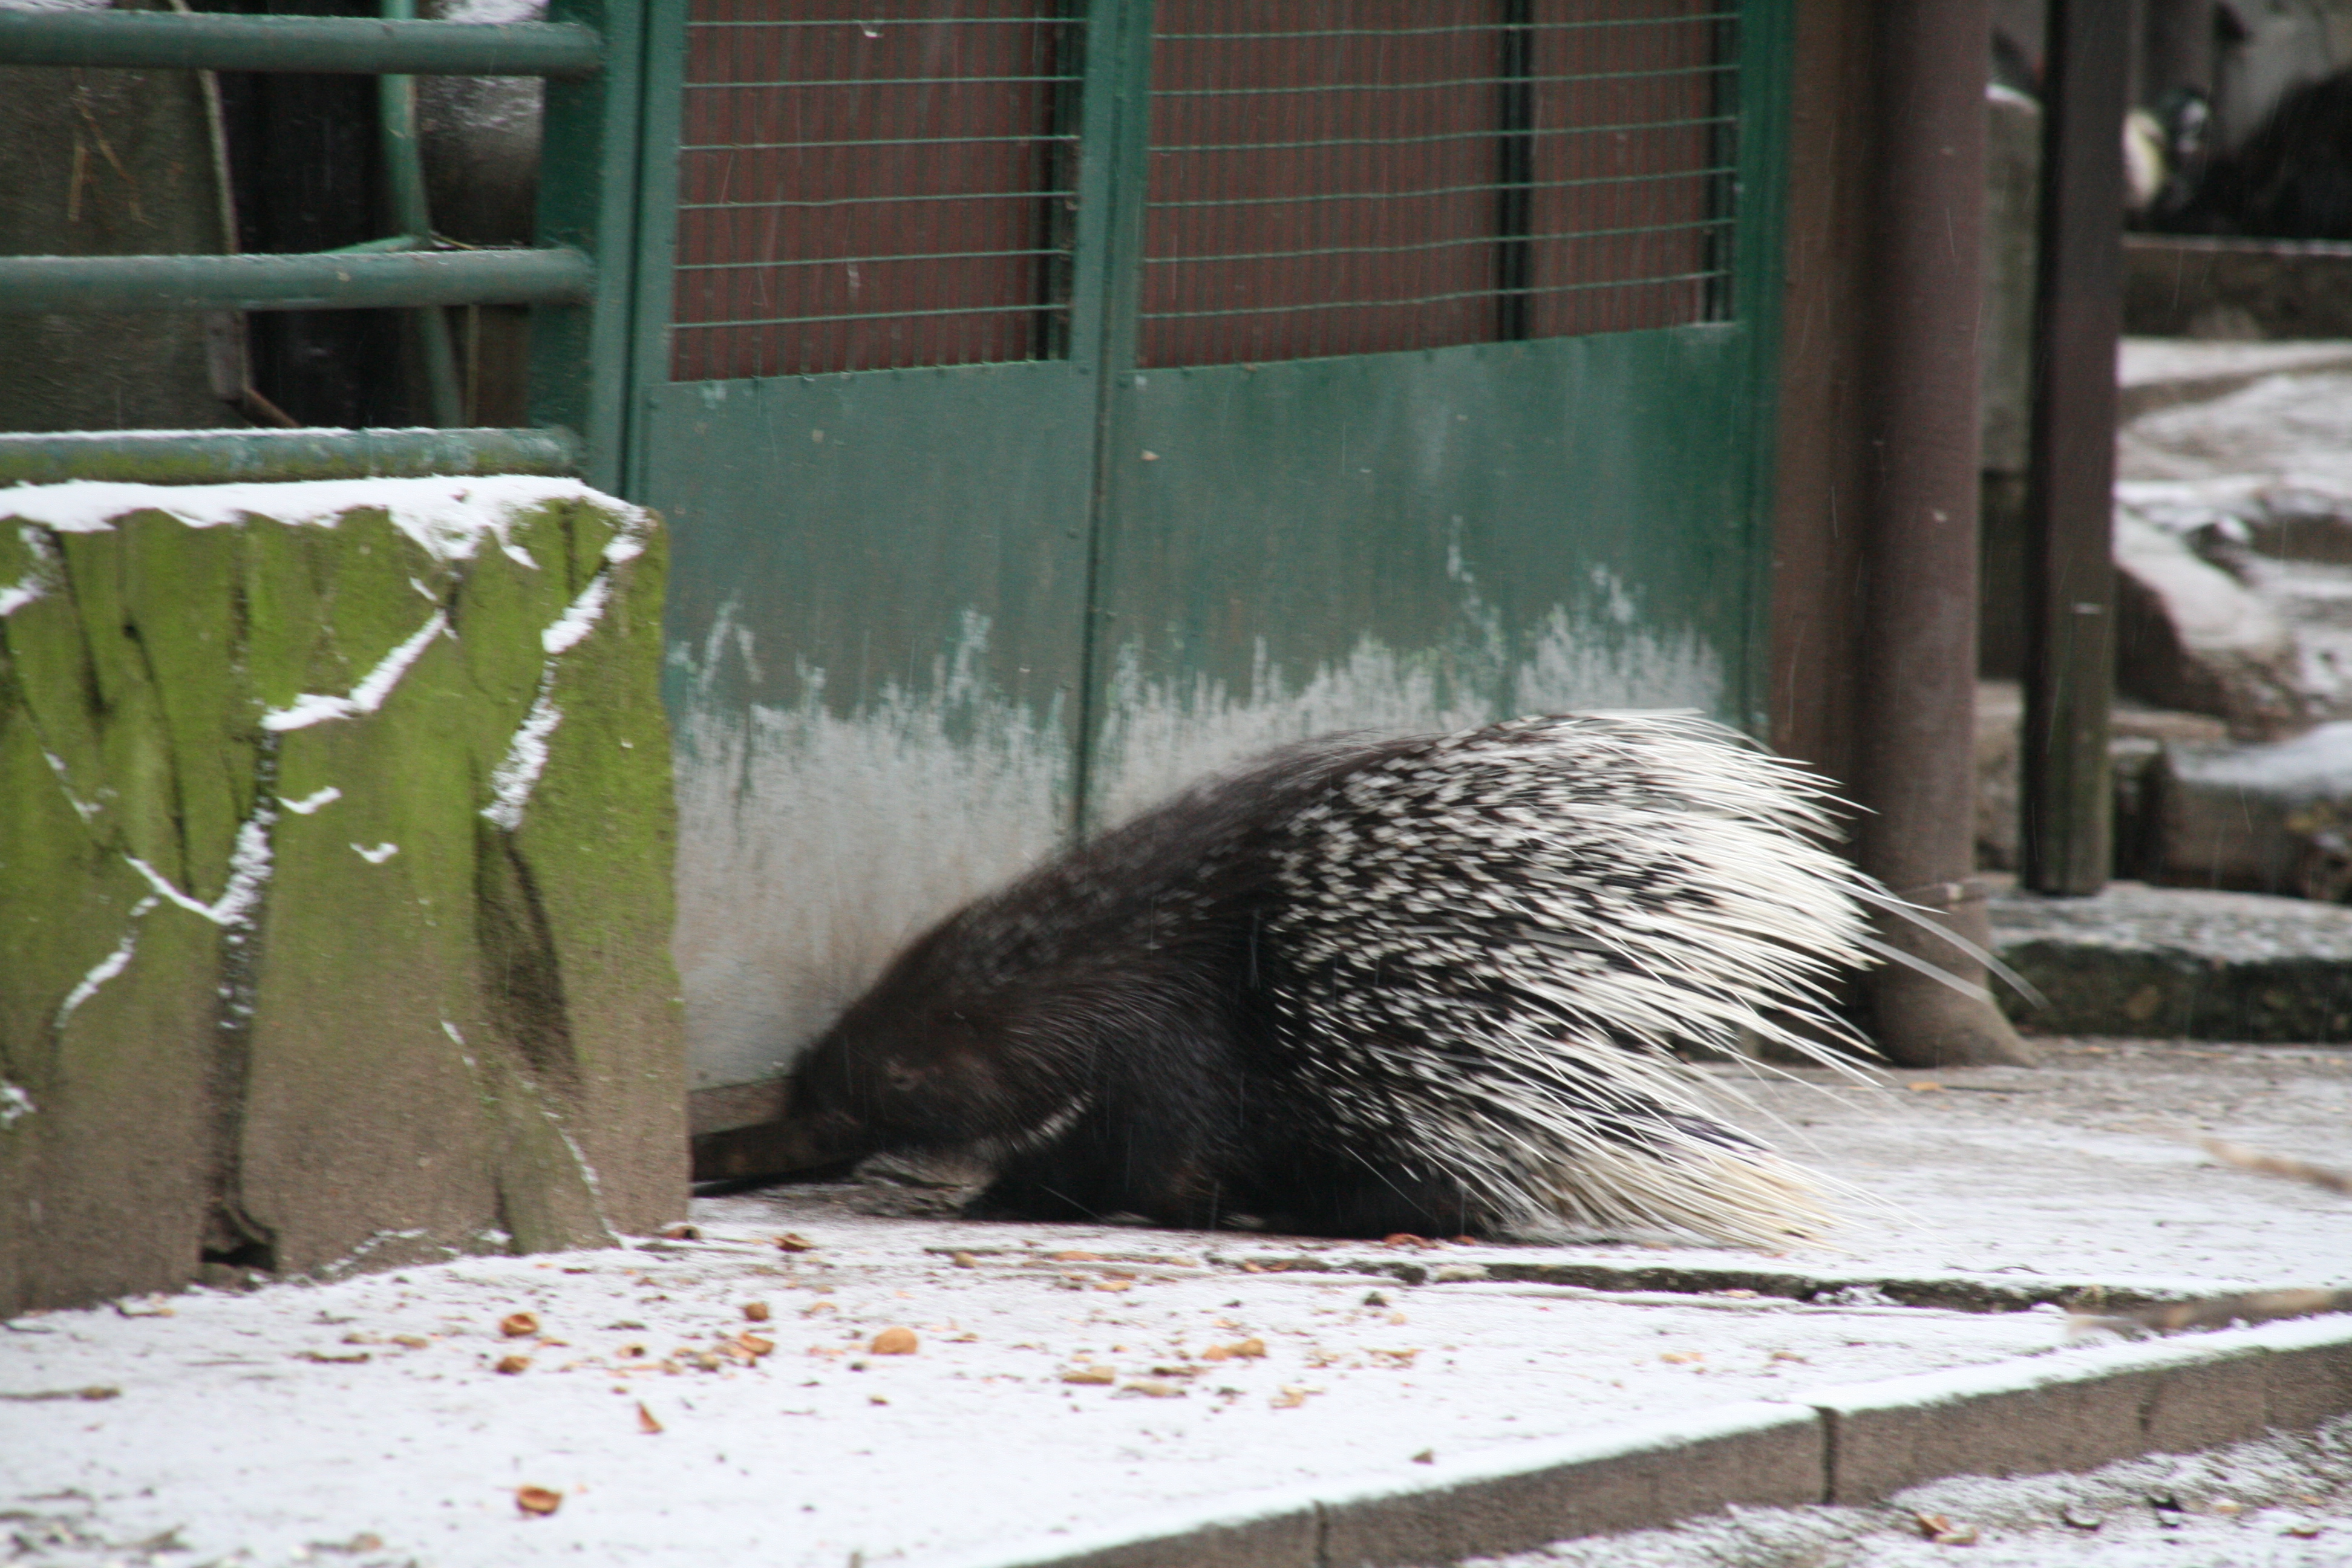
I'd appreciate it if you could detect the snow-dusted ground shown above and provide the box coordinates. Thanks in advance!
[2,1042,2346,1568]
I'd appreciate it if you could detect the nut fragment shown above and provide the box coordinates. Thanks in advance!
[1060,1365,1116,1385]
[1201,1338,1267,1362]
[636,1402,664,1434]
[515,1486,563,1516]
[494,1354,532,1375]
[737,1334,774,1357]
[774,1233,817,1252]
[951,1252,978,1269]
[1122,1380,1183,1398]
[742,1301,771,1323]
[869,1327,919,1355]
[498,1312,540,1339]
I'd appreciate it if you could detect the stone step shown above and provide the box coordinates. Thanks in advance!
[1990,877,2352,1042]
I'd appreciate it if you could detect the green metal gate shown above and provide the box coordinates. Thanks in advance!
[628,0,1790,1096]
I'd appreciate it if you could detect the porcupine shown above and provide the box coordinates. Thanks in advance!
[768,712,1903,1248]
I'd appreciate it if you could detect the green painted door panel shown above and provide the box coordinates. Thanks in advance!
[1085,325,1759,825]
[643,362,1095,1089]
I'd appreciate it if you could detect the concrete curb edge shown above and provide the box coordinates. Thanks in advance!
[940,1312,2352,1568]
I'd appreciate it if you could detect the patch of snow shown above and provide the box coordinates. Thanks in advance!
[434,0,543,24]
[125,813,274,930]
[0,1082,34,1126]
[2170,720,2352,795]
[482,679,561,832]
[0,475,649,567]
[2113,512,2291,656]
[541,573,609,655]
[350,842,400,865]
[442,1021,467,1045]
[263,610,448,732]
[41,751,100,823]
[52,899,156,1029]
[279,786,342,816]
[1,525,61,618]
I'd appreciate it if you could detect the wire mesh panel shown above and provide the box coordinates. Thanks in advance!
[1140,0,1737,368]
[670,0,1084,381]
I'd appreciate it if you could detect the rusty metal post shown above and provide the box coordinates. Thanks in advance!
[1856,0,2036,1067]
[2021,0,2126,896]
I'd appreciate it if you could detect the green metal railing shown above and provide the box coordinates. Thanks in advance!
[0,1,644,489]
[0,10,599,74]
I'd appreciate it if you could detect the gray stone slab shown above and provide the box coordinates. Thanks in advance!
[1811,1318,2351,1505]
[1991,880,2352,1040]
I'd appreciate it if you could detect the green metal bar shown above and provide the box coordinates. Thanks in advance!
[1733,0,1792,740]
[0,10,601,76]
[0,248,592,313]
[622,0,688,489]
[379,0,464,426]
[527,0,648,495]
[0,427,580,486]
[1071,0,1155,838]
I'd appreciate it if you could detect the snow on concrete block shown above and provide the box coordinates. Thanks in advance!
[0,477,684,1314]
[2151,721,2352,900]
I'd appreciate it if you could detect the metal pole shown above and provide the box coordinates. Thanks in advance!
[2021,0,2127,895]
[1856,0,2036,1066]
[380,0,464,427]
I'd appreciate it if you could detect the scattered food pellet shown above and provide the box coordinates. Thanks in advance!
[738,1334,774,1358]
[1202,1338,1266,1362]
[1660,1351,1702,1365]
[870,1396,889,1406]
[1362,1291,1389,1308]
[1050,1250,1099,1263]
[1060,1366,1116,1386]
[636,1402,663,1434]
[951,1252,978,1269]
[391,1334,430,1350]
[1122,1380,1181,1398]
[1270,1387,1315,1409]
[1912,1512,1976,1545]
[775,1233,817,1252]
[498,1313,540,1339]
[742,1302,771,1323]
[1411,1449,1435,1465]
[870,1327,919,1356]
[494,1355,531,1376]
[515,1486,563,1517]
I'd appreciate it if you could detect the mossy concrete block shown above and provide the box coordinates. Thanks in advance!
[0,478,685,1313]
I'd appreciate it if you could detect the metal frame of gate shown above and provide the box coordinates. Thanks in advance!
[627,1,1795,1100]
